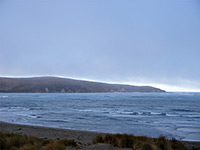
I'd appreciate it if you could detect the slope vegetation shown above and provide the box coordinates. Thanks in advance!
[0,77,165,93]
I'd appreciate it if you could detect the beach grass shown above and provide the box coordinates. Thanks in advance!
[93,133,187,150]
[0,132,79,150]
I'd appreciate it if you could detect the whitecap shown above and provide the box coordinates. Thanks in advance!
[0,96,9,98]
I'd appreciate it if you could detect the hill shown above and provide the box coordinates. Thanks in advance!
[0,77,165,93]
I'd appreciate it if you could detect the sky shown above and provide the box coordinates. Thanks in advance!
[0,0,200,92]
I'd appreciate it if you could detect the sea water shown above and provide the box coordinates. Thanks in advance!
[0,92,200,141]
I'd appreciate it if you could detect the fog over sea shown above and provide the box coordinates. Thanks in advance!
[0,92,200,141]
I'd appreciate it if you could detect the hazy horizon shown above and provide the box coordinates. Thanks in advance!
[1,0,200,92]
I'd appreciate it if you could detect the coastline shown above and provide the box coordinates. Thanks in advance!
[0,121,104,144]
[0,121,200,150]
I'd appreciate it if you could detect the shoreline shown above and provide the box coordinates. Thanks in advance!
[0,121,104,144]
[0,121,200,150]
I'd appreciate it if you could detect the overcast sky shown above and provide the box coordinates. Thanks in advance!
[0,0,200,91]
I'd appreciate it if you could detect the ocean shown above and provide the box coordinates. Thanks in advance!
[0,92,199,141]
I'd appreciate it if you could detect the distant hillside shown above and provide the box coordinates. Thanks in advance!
[0,77,165,93]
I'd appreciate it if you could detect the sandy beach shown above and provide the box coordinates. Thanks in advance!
[0,121,200,150]
[0,121,130,150]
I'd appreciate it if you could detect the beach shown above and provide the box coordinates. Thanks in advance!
[0,121,128,150]
[0,121,200,150]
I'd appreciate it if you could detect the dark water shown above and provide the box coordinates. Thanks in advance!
[0,92,200,141]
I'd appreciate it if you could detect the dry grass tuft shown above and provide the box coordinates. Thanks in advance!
[0,132,79,150]
[93,133,187,150]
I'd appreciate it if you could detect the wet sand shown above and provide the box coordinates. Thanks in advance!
[0,121,199,150]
